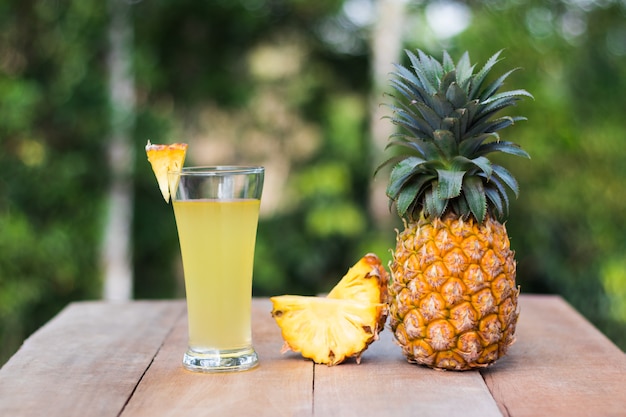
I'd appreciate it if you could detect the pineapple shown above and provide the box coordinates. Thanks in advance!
[145,140,188,202]
[378,50,531,370]
[271,254,389,366]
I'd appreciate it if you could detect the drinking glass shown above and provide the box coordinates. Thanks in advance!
[168,166,264,372]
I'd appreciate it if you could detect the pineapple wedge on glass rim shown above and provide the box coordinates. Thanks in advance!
[378,50,532,370]
[271,254,389,366]
[145,140,188,203]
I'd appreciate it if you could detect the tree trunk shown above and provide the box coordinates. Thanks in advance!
[101,0,136,301]
[369,0,408,226]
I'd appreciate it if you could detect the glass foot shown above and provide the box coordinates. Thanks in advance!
[182,346,259,373]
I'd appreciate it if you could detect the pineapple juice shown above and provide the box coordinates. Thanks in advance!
[172,199,260,351]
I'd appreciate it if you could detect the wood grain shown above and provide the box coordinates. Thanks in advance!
[1,296,624,417]
[481,295,626,417]
[0,301,184,417]
[313,329,502,417]
[120,299,313,417]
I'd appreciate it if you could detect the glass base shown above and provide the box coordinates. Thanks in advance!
[182,346,259,373]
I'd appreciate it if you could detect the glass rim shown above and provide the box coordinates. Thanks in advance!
[168,166,264,176]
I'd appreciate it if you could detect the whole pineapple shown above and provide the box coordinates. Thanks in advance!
[379,50,531,370]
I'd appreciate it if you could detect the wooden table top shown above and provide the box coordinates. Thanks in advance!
[0,295,624,417]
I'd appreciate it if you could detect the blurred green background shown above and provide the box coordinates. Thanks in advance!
[1,0,625,365]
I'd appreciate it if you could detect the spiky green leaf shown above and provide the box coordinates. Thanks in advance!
[424,186,447,219]
[492,164,520,197]
[396,181,418,217]
[387,156,427,198]
[414,100,444,131]
[436,169,464,199]
[395,175,435,217]
[455,51,474,91]
[442,50,455,72]
[450,195,470,218]
[375,154,408,177]
[459,133,496,157]
[406,50,438,95]
[383,135,431,160]
[484,186,505,219]
[468,105,526,136]
[390,67,431,103]
[469,50,503,98]
[432,130,458,159]
[482,89,534,105]
[475,97,525,122]
[463,176,487,223]
[485,173,511,214]
[477,141,531,159]
[440,71,457,96]
[481,116,517,134]
[387,105,433,138]
[446,81,468,108]
[419,50,445,86]
[478,68,520,101]
[468,155,493,178]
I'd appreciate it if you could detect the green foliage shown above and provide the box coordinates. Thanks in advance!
[0,0,108,363]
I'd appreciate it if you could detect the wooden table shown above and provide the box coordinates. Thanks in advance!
[0,295,624,417]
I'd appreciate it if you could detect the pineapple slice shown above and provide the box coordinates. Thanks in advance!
[145,140,188,203]
[270,254,389,366]
[327,253,389,304]
[271,297,385,366]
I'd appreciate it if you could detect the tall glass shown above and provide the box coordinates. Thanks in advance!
[168,166,264,372]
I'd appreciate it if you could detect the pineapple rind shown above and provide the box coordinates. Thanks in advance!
[389,213,519,371]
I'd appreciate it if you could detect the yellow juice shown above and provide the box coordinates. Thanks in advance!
[172,199,260,351]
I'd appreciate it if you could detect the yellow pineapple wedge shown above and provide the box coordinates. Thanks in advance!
[270,254,389,366]
[145,140,188,203]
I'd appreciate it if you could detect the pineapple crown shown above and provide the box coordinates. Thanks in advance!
[377,49,532,224]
